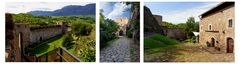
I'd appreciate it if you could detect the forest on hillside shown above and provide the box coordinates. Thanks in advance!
[12,13,95,26]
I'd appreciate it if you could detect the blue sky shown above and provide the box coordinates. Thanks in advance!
[100,2,131,20]
[6,2,93,14]
[145,2,220,24]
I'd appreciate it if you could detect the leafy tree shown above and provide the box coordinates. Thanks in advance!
[71,21,93,40]
[161,21,177,28]
[99,10,119,48]
[185,17,198,38]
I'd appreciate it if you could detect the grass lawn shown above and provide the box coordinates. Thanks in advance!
[144,34,180,56]
[30,35,66,57]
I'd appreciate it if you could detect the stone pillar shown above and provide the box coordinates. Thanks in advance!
[6,13,22,62]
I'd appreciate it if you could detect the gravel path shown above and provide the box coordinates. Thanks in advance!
[145,43,234,62]
[100,36,131,62]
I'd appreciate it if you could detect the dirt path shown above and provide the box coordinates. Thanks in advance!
[100,36,131,62]
[145,43,234,62]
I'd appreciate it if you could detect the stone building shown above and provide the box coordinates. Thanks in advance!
[153,14,186,41]
[199,2,234,53]
[5,13,67,61]
[115,18,128,36]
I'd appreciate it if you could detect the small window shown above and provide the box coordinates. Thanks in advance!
[208,25,212,30]
[228,19,233,27]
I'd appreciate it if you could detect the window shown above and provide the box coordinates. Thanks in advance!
[208,24,212,30]
[228,19,233,27]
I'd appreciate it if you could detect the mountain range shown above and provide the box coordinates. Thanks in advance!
[28,4,95,16]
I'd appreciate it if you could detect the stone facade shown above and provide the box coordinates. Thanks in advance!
[6,13,22,62]
[30,25,63,44]
[115,18,128,36]
[199,2,234,53]
[5,14,68,61]
[128,4,140,42]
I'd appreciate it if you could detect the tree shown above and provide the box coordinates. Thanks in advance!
[162,21,177,28]
[185,17,199,38]
[71,21,93,40]
[99,9,119,48]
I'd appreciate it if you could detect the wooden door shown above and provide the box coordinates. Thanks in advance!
[227,38,234,53]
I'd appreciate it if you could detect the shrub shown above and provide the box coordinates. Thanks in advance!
[62,33,75,50]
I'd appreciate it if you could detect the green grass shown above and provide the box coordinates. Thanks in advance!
[150,34,179,45]
[106,37,119,45]
[144,38,167,48]
[67,45,77,55]
[144,34,180,54]
[100,37,119,49]
[30,35,66,57]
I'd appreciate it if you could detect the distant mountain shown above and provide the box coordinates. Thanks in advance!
[28,4,95,16]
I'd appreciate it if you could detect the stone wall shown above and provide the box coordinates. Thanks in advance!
[30,26,63,44]
[6,13,22,62]
[199,2,234,53]
[162,26,186,41]
[144,6,163,34]
[115,18,128,36]
[153,15,162,26]
[5,13,68,61]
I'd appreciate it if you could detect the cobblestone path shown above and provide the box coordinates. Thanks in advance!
[100,36,131,62]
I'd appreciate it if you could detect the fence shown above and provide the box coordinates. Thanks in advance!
[36,47,81,62]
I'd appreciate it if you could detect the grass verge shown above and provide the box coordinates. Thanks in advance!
[27,35,66,57]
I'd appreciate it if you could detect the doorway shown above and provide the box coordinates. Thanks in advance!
[227,38,234,53]
[211,38,215,47]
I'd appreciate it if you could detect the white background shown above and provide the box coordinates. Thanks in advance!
[1,0,239,64]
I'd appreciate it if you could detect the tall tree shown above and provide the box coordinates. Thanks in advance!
[186,17,198,38]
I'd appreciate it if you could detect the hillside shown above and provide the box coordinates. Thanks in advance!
[28,4,95,16]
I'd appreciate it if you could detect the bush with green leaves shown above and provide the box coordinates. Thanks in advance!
[71,21,94,41]
[62,33,75,50]
[99,10,119,48]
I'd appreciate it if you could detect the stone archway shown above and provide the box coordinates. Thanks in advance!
[119,30,124,36]
[227,38,234,53]
[211,38,215,47]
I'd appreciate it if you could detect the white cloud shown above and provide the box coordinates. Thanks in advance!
[106,3,131,19]
[6,2,93,14]
[159,2,219,24]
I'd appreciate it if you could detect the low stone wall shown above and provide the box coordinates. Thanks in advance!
[162,27,186,41]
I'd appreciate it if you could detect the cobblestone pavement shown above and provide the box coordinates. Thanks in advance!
[100,36,131,62]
